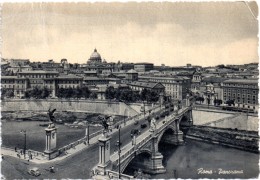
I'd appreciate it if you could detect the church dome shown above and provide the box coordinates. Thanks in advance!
[88,48,102,64]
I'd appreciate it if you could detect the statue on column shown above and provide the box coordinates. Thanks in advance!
[98,115,110,135]
[47,108,56,128]
[150,117,157,132]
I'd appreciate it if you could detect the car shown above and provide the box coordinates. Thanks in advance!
[134,121,139,125]
[140,124,147,129]
[28,167,41,177]
[131,129,139,136]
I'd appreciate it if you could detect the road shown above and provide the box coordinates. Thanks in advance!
[1,113,156,179]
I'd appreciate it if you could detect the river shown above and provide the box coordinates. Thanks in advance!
[150,139,259,179]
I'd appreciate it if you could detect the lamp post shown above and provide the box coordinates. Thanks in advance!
[20,130,26,159]
[141,102,145,118]
[86,124,90,145]
[116,125,121,179]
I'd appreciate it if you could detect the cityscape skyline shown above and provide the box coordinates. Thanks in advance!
[2,2,258,66]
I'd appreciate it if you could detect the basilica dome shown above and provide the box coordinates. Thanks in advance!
[88,48,102,64]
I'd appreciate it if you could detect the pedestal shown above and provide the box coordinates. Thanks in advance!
[150,153,166,174]
[96,132,111,176]
[44,123,58,160]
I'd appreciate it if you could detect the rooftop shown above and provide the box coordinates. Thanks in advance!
[127,81,164,89]
[18,70,59,74]
[223,79,258,84]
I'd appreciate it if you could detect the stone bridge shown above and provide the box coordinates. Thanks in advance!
[93,99,193,179]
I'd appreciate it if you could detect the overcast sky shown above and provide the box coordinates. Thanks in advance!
[1,2,258,66]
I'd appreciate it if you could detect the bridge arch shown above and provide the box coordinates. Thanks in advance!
[121,149,152,173]
[157,125,176,144]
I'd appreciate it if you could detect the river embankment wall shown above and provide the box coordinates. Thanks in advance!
[185,125,259,153]
[1,99,151,116]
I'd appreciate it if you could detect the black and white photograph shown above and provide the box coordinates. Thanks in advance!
[0,1,259,179]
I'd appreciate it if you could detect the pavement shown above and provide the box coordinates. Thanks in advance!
[1,106,161,165]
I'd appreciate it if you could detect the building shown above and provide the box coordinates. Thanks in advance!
[191,71,202,91]
[1,70,84,98]
[7,65,33,73]
[198,77,229,105]
[126,69,138,82]
[115,62,135,72]
[134,63,154,72]
[127,81,165,94]
[222,79,258,111]
[55,74,83,89]
[138,75,191,100]
[9,59,30,66]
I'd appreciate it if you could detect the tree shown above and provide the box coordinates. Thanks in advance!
[105,86,116,100]
[73,87,83,99]
[41,87,51,99]
[90,92,97,99]
[195,96,204,104]
[140,88,149,102]
[56,88,65,98]
[214,99,223,106]
[226,99,235,106]
[82,86,90,99]
[1,88,14,99]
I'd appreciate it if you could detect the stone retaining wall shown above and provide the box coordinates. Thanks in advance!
[1,99,145,116]
[185,125,259,153]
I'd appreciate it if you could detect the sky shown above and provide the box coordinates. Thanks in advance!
[1,1,259,66]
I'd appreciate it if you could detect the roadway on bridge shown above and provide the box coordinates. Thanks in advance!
[1,112,159,179]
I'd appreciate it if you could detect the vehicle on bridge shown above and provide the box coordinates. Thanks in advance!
[28,167,41,177]
[140,124,147,129]
[134,121,139,125]
[131,129,140,137]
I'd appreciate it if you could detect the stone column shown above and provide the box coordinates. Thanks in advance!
[44,123,59,160]
[96,132,111,176]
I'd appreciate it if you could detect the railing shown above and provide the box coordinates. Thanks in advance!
[111,106,190,167]
[58,129,103,155]
[106,170,134,179]
[1,146,44,159]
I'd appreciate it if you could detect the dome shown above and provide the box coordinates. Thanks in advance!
[88,48,102,64]
[89,48,101,61]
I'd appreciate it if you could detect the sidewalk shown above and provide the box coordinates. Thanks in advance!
[1,106,162,164]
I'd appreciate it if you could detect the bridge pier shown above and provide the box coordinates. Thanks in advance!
[149,152,166,174]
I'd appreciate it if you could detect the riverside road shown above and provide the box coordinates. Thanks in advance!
[1,115,149,179]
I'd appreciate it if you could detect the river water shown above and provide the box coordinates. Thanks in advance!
[151,139,259,179]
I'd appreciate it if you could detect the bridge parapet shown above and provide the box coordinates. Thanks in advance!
[93,103,193,178]
[110,106,191,173]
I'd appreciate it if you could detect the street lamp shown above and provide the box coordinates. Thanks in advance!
[20,130,26,159]
[116,125,121,179]
[85,124,90,145]
[140,103,145,118]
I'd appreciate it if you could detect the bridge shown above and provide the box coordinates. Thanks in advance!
[92,98,193,179]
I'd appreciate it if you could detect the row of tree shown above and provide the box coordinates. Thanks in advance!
[22,86,97,99]
[195,96,223,106]
[24,87,51,99]
[105,86,160,103]
[1,89,14,99]
[56,87,94,99]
